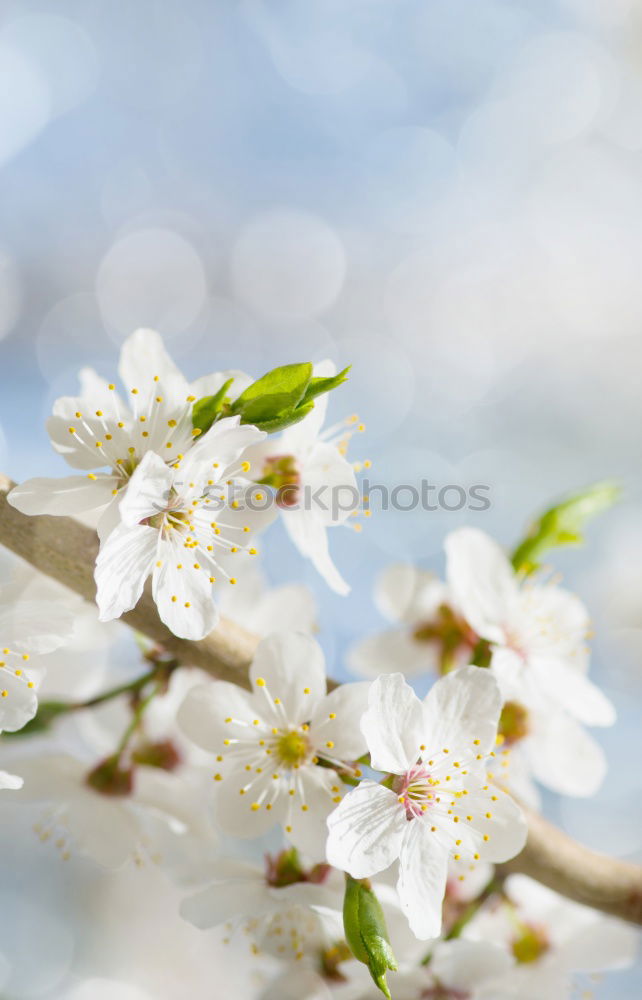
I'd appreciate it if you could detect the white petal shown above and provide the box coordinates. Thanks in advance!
[180,877,267,929]
[215,767,286,839]
[8,475,116,516]
[0,597,74,653]
[249,632,327,722]
[95,522,158,620]
[286,767,340,860]
[78,367,130,420]
[248,583,317,636]
[189,368,253,400]
[0,669,38,732]
[283,509,350,595]
[96,494,124,542]
[361,673,424,773]
[560,913,639,972]
[177,681,258,754]
[528,710,607,797]
[398,821,449,939]
[299,443,358,527]
[0,769,23,790]
[445,527,518,643]
[431,939,512,991]
[326,780,406,878]
[118,451,175,527]
[152,541,218,640]
[46,414,123,470]
[309,682,371,761]
[118,328,189,410]
[456,784,527,863]
[423,664,502,757]
[348,628,438,679]
[531,656,616,727]
[186,415,266,470]
[65,795,138,868]
[375,564,448,625]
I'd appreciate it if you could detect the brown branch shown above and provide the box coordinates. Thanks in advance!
[499,805,642,925]
[1,474,641,925]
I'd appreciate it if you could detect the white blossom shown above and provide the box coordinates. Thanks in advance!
[8,328,251,540]
[326,668,527,939]
[178,632,370,857]
[349,563,476,679]
[464,874,639,999]
[9,752,215,870]
[94,418,269,639]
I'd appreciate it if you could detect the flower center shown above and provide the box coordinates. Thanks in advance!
[412,604,479,675]
[275,729,310,767]
[511,922,550,964]
[394,764,436,820]
[498,701,530,746]
[258,454,301,508]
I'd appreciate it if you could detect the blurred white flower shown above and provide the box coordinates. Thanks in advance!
[178,632,370,858]
[446,528,615,800]
[9,751,214,870]
[327,668,527,939]
[95,420,268,640]
[464,874,639,999]
[180,851,343,962]
[8,328,251,541]
[348,563,477,679]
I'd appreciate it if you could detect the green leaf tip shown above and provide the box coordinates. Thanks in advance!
[191,378,235,435]
[343,875,397,1000]
[512,480,621,574]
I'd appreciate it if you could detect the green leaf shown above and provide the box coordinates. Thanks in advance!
[250,400,315,434]
[230,362,313,425]
[343,875,397,999]
[192,378,235,435]
[512,481,621,574]
[299,365,351,407]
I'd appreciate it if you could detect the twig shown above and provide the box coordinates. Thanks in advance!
[1,474,641,925]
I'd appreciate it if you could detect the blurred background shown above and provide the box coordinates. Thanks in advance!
[0,0,641,995]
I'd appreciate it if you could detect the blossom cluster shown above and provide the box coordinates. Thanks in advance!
[0,331,637,999]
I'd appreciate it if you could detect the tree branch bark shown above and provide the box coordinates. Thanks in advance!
[1,474,641,925]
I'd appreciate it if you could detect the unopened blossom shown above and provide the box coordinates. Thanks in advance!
[243,361,363,595]
[349,563,478,679]
[10,752,215,869]
[94,417,269,639]
[177,632,370,857]
[326,668,527,939]
[0,587,74,733]
[8,328,251,540]
[181,851,343,963]
[464,874,639,999]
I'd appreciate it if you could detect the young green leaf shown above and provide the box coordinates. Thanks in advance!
[299,365,351,407]
[230,362,313,425]
[512,480,621,574]
[343,875,397,999]
[250,401,315,434]
[191,378,235,435]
